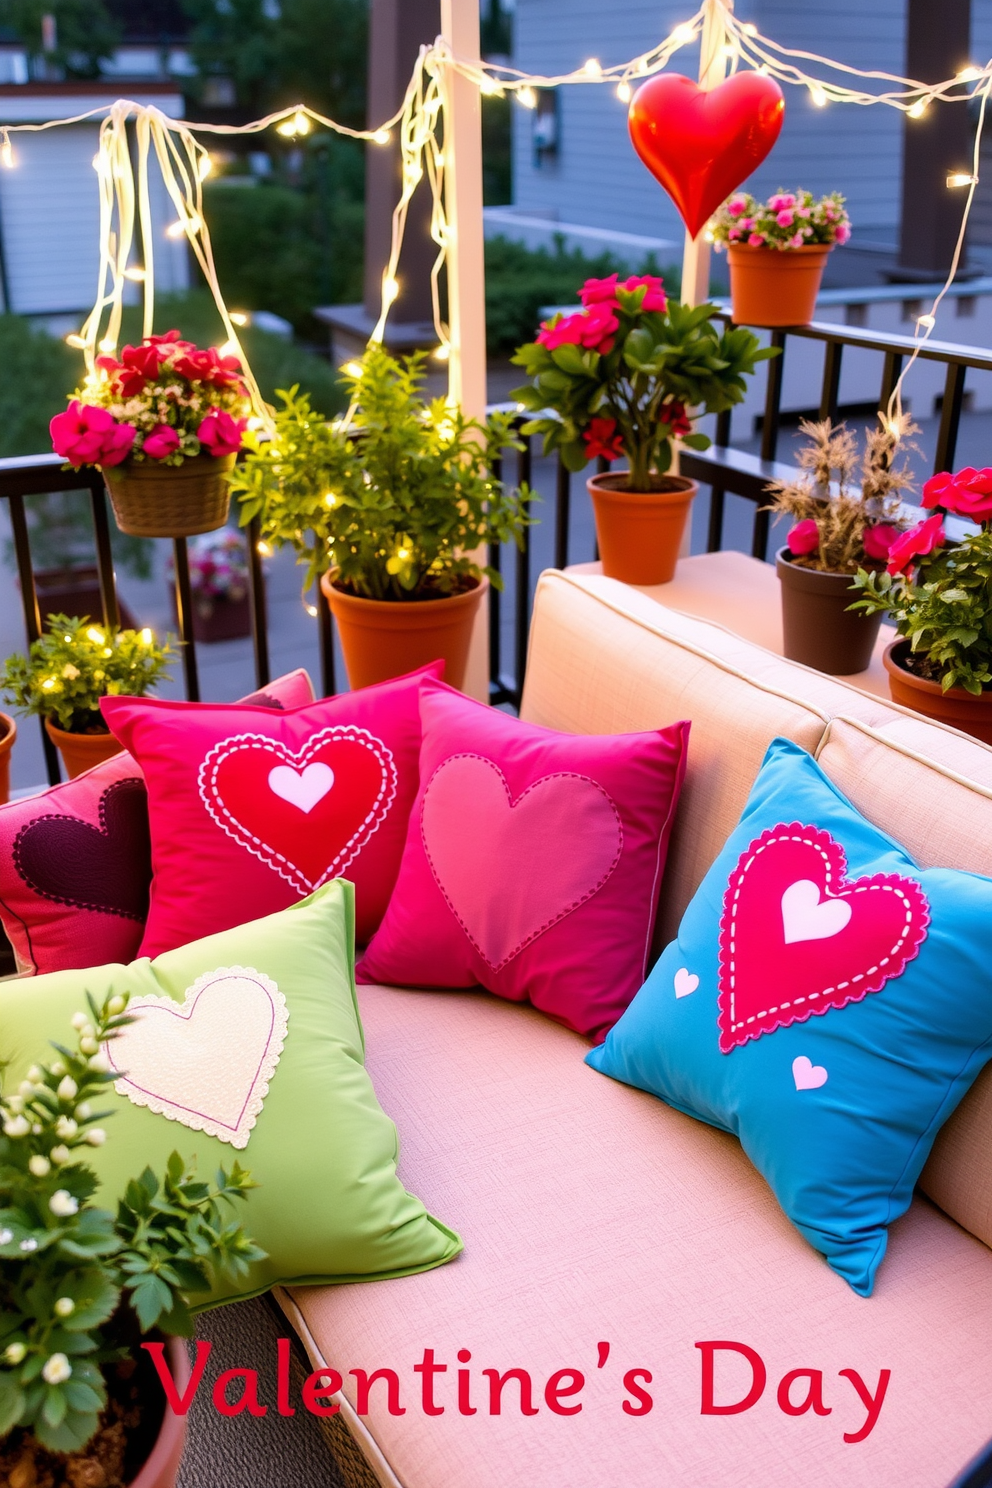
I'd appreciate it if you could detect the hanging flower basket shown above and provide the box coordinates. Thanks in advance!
[103,452,237,538]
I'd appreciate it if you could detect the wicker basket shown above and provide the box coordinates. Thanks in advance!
[102,453,236,538]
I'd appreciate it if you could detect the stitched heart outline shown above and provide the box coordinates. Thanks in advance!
[198,727,397,895]
[107,965,288,1148]
[717,823,930,1054]
[13,777,151,920]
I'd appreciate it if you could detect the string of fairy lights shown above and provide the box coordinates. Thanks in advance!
[0,0,989,441]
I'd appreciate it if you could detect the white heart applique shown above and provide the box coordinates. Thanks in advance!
[267,762,334,814]
[792,1055,828,1091]
[674,967,699,999]
[106,967,288,1149]
[780,878,852,945]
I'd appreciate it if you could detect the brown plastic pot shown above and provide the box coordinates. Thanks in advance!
[776,548,882,674]
[45,718,123,779]
[130,1336,189,1488]
[587,473,698,586]
[884,639,992,744]
[321,572,488,692]
[102,454,235,538]
[727,243,832,327]
[0,711,16,804]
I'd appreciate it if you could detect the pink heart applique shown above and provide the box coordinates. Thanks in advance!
[717,823,929,1053]
[420,753,623,970]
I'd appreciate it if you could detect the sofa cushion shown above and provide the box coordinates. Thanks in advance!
[287,983,992,1488]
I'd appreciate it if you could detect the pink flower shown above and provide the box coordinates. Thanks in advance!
[536,304,618,355]
[835,222,851,245]
[582,416,624,461]
[658,399,692,438]
[579,274,620,306]
[886,513,945,576]
[789,233,806,248]
[748,233,767,247]
[536,312,585,351]
[198,409,247,458]
[769,193,796,211]
[142,424,181,461]
[619,274,667,312]
[863,523,899,561]
[923,466,992,523]
[726,196,748,218]
[172,346,243,386]
[776,209,795,227]
[50,400,134,468]
[787,518,820,557]
[796,206,812,219]
[738,217,754,231]
[146,328,186,346]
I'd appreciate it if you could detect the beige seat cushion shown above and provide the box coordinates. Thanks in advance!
[287,984,992,1488]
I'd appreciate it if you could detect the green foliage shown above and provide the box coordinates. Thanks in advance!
[512,290,773,490]
[851,531,992,695]
[230,346,531,600]
[0,615,173,734]
[0,992,265,1453]
[0,0,119,77]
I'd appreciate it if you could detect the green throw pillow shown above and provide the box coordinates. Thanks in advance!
[0,881,461,1307]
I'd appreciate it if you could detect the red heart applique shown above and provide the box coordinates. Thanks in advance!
[198,727,397,895]
[717,823,929,1053]
[628,71,785,238]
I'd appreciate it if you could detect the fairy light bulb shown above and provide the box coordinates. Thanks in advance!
[583,57,602,79]
[229,311,249,326]
[0,137,13,168]
[616,80,632,103]
[123,265,145,281]
[343,360,363,377]
[372,128,391,145]
[198,152,213,180]
[86,627,104,644]
[671,23,695,44]
[98,336,116,353]
[957,65,983,83]
[908,98,928,119]
[256,540,272,558]
[64,333,87,349]
[947,171,977,188]
[382,275,399,305]
[810,85,829,107]
[518,86,537,109]
[433,343,450,360]
[917,313,936,329]
[139,628,153,645]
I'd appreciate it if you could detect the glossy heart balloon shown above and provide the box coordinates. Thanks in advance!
[628,71,785,239]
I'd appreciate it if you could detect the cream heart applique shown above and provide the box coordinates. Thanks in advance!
[792,1055,828,1091]
[106,966,288,1148]
[267,762,334,814]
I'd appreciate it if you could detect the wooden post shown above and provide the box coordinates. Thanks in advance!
[680,0,732,308]
[440,0,489,700]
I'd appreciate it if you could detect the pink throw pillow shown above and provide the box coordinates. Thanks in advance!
[358,680,690,1042]
[102,663,442,958]
[0,669,314,976]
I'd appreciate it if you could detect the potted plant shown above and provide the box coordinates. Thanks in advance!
[230,348,530,691]
[50,331,251,539]
[851,465,992,742]
[165,528,252,643]
[0,616,173,779]
[711,190,852,327]
[511,276,772,585]
[0,990,263,1488]
[766,416,914,674]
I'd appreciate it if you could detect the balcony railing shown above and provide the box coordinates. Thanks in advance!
[3,314,991,788]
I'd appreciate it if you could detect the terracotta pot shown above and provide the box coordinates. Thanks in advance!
[587,473,698,586]
[727,243,832,327]
[321,572,487,692]
[883,639,992,744]
[0,711,16,805]
[102,454,236,538]
[129,1336,189,1488]
[45,718,123,779]
[776,549,882,674]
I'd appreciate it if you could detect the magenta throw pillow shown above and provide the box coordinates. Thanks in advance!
[357,679,689,1042]
[102,663,441,957]
[0,669,314,976]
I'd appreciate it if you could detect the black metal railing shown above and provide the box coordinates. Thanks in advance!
[3,314,992,786]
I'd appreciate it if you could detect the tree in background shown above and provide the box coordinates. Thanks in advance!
[0,0,119,77]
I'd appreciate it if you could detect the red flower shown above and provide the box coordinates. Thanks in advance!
[886,513,945,576]
[923,466,992,523]
[862,523,899,561]
[582,416,624,461]
[620,274,667,312]
[146,329,186,345]
[536,303,618,356]
[579,274,620,307]
[173,346,243,386]
[197,409,247,458]
[50,400,134,468]
[658,399,692,438]
[142,424,181,461]
[787,518,820,556]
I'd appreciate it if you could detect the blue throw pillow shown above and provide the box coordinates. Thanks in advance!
[587,738,992,1296]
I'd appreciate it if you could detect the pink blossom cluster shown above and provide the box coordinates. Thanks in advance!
[922,466,992,523]
[712,190,851,252]
[536,274,668,356]
[50,329,251,470]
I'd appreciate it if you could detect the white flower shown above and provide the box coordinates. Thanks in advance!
[85,1129,106,1147]
[42,1354,72,1384]
[56,1077,78,1101]
[50,1060,66,1078]
[79,1038,98,1056]
[88,1053,110,1074]
[3,1116,30,1138]
[74,1102,91,1121]
[19,1237,37,1252]
[26,1066,42,1083]
[18,1080,35,1098]
[55,1116,78,1140]
[4,1341,26,1364]
[71,1013,88,1031]
[5,1096,23,1115]
[107,995,127,1016]
[49,1190,79,1217]
[28,1156,50,1177]
[0,1228,12,1244]
[50,1145,71,1165]
[54,1297,75,1318]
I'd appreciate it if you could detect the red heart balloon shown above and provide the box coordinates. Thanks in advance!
[628,71,785,239]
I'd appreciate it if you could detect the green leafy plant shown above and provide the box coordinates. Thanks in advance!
[0,616,172,735]
[0,991,264,1455]
[851,465,992,694]
[230,346,532,601]
[511,276,773,490]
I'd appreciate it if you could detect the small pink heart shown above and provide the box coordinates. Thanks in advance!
[792,1055,828,1091]
[674,967,699,999]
